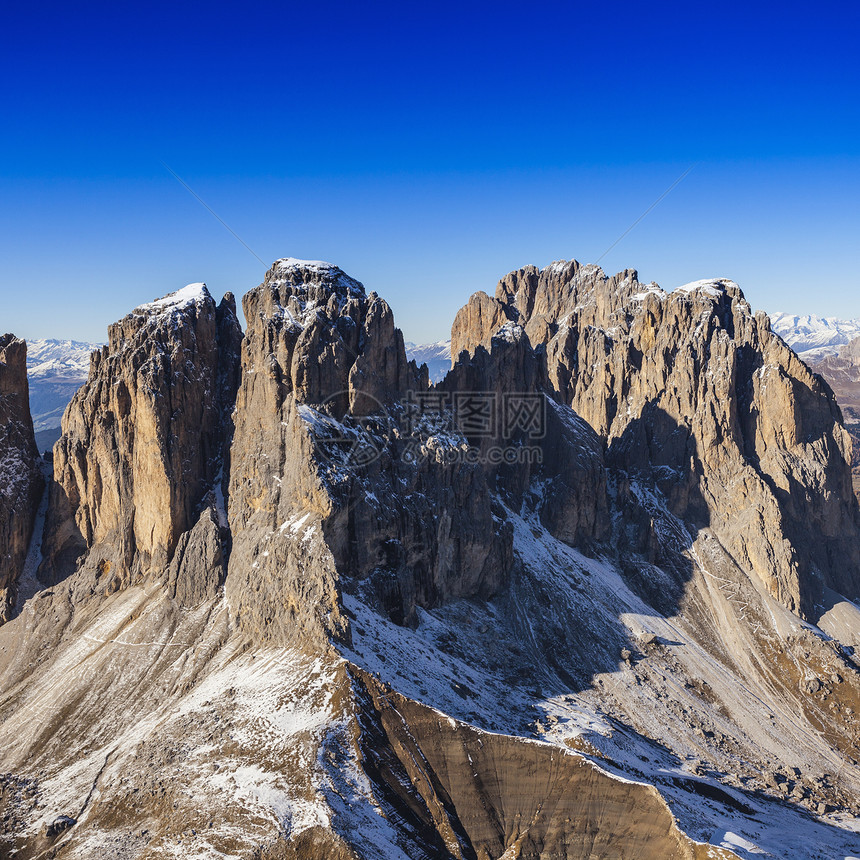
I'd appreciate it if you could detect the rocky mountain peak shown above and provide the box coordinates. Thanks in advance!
[6,260,860,858]
[252,258,366,327]
[451,259,860,617]
[239,257,410,417]
[0,335,29,398]
[40,283,242,587]
[104,282,214,352]
[270,257,364,288]
[132,281,212,314]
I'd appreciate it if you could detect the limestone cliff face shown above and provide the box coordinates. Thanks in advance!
[40,284,241,587]
[452,261,860,616]
[0,335,43,622]
[226,259,512,640]
[450,288,517,361]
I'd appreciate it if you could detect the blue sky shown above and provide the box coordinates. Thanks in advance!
[2,1,859,343]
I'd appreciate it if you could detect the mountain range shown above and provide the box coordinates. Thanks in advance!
[770,312,860,361]
[403,341,451,383]
[2,260,860,858]
[25,339,101,453]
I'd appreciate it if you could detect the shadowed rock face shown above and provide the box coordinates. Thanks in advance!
[441,323,609,549]
[164,506,226,607]
[0,334,43,622]
[451,261,860,617]
[39,284,242,587]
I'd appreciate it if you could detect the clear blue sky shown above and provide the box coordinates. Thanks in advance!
[2,1,859,344]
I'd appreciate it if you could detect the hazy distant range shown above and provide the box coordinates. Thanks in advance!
[26,339,100,453]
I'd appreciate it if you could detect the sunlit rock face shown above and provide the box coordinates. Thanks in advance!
[40,283,242,587]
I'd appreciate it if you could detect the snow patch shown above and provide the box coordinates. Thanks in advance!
[673,279,734,299]
[271,258,364,297]
[134,283,210,315]
[492,322,524,343]
[631,285,666,302]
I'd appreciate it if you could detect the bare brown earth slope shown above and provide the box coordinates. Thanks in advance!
[1,260,860,859]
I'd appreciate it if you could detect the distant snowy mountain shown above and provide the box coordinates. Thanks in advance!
[26,339,100,451]
[770,312,860,360]
[27,338,96,379]
[404,340,451,382]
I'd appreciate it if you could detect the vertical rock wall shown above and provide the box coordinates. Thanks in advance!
[0,335,43,622]
[40,285,241,587]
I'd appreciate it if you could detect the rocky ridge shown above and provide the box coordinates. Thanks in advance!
[1,259,860,858]
[453,262,860,617]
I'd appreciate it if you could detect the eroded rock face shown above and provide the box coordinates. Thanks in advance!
[165,507,226,607]
[226,259,512,639]
[450,288,517,362]
[40,284,241,587]
[0,335,43,622]
[441,322,608,548]
[452,262,860,616]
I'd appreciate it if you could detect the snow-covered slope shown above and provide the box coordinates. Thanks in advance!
[770,313,860,361]
[25,339,100,451]
[341,501,860,860]
[26,339,97,382]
